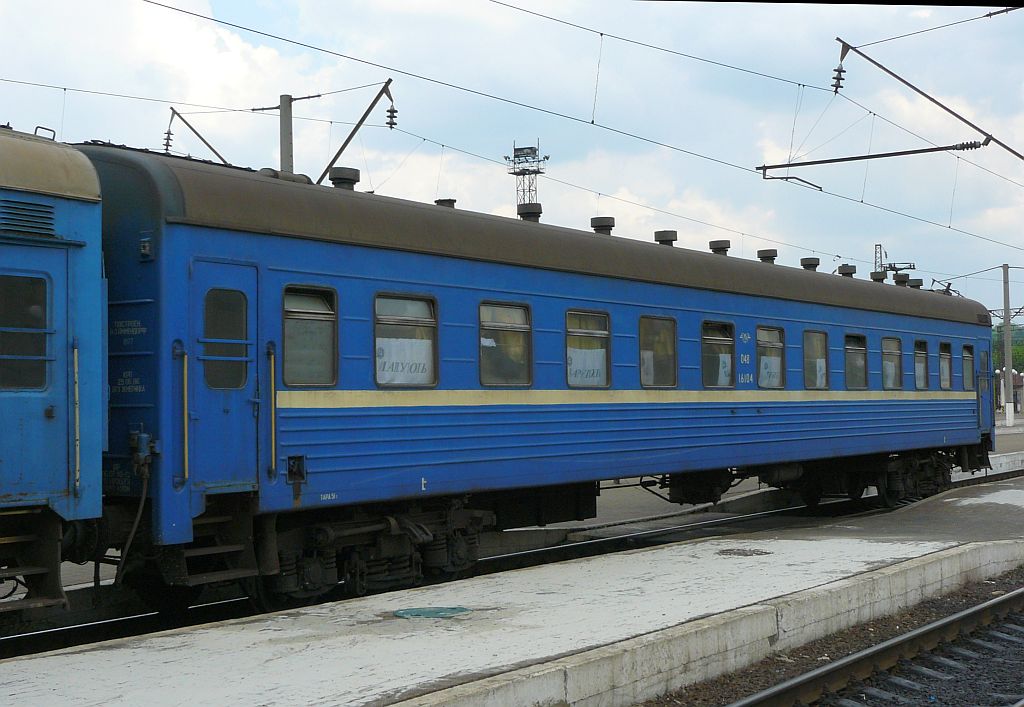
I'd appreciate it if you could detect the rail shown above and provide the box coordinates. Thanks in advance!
[724,586,1024,707]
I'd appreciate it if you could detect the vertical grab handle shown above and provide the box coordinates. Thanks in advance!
[73,338,81,495]
[173,340,189,484]
[267,342,277,477]
[183,351,189,482]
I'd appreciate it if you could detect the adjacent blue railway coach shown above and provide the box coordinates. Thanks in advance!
[0,130,995,616]
[0,128,105,611]
[75,143,992,607]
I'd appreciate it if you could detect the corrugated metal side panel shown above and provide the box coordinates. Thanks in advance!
[267,399,978,510]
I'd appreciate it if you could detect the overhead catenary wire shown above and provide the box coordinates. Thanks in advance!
[488,0,833,91]
[0,76,375,128]
[856,6,1022,48]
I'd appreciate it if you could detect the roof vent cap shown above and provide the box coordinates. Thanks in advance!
[591,216,615,235]
[800,257,820,271]
[893,273,910,286]
[709,239,730,255]
[757,249,778,264]
[654,229,678,246]
[838,264,857,278]
[907,278,924,289]
[329,167,360,190]
[434,198,456,208]
[517,202,542,223]
[870,271,887,283]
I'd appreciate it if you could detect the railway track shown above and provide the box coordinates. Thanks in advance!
[3,467,1021,661]
[725,587,1024,707]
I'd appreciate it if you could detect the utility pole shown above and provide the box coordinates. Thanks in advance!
[1005,264,1014,427]
[280,94,294,173]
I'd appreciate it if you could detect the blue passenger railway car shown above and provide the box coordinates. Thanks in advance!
[0,128,105,612]
[0,130,995,616]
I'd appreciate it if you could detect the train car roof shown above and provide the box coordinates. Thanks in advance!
[77,143,989,326]
[0,128,100,202]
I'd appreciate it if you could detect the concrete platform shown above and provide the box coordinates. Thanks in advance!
[4,477,1024,707]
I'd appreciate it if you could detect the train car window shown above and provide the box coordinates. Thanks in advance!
[756,327,784,389]
[979,350,989,393]
[0,275,47,390]
[914,341,929,390]
[203,289,248,389]
[844,335,868,389]
[639,316,676,388]
[939,342,952,390]
[283,288,337,386]
[701,322,734,388]
[480,303,531,386]
[882,337,903,390]
[375,296,436,387]
[566,311,610,387]
[963,345,975,391]
[803,331,828,390]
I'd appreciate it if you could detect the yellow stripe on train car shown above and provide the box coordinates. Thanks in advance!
[276,389,977,409]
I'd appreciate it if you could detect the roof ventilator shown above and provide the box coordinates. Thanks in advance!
[517,202,542,223]
[591,216,615,236]
[838,264,856,278]
[800,257,820,271]
[329,167,360,190]
[894,273,910,287]
[870,271,887,283]
[757,249,777,264]
[709,240,730,255]
[434,198,456,208]
[654,229,677,246]
[907,278,923,289]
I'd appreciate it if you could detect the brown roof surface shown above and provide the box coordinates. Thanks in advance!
[78,145,990,327]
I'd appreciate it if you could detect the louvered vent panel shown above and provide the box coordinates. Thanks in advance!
[0,199,56,237]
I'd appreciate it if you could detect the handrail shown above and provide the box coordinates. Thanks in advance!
[268,344,276,476]
[182,351,189,482]
[73,339,81,494]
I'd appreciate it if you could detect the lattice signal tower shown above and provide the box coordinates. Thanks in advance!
[505,141,549,205]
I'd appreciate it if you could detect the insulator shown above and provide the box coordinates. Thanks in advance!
[831,65,846,94]
[162,129,174,153]
[386,105,398,130]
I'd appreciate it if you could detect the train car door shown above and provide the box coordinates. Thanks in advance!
[190,260,258,491]
[0,245,69,502]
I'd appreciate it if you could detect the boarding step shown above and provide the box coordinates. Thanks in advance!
[159,494,258,588]
[0,596,66,613]
[0,534,38,546]
[183,567,258,587]
[0,507,66,613]
[0,565,48,580]
[182,544,246,559]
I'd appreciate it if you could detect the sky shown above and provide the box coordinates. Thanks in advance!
[2,1,1022,315]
